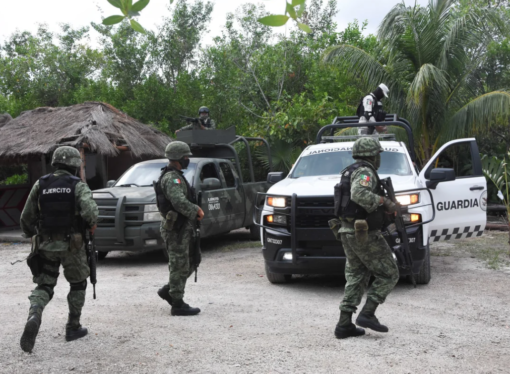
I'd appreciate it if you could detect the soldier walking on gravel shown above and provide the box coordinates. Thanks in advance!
[19,146,98,352]
[155,141,204,316]
[331,137,399,339]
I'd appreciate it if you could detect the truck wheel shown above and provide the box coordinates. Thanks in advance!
[249,225,261,241]
[97,251,109,261]
[414,244,431,285]
[265,264,291,284]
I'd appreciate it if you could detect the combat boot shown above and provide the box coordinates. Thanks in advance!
[157,285,173,306]
[355,298,389,333]
[334,311,365,339]
[65,313,88,342]
[20,304,43,353]
[171,300,200,316]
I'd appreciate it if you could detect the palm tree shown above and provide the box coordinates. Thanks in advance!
[323,0,510,164]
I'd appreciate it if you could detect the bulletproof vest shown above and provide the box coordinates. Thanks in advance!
[334,161,386,229]
[38,173,81,233]
[154,166,194,219]
[201,118,212,128]
[356,94,384,121]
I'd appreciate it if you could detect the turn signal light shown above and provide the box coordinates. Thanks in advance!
[266,215,274,223]
[410,214,421,223]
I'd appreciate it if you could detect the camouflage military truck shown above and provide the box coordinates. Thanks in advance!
[256,115,487,284]
[92,128,271,259]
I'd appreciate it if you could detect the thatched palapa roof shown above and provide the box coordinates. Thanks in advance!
[0,102,172,159]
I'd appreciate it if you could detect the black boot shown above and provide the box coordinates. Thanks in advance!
[20,305,43,353]
[355,298,389,333]
[171,299,200,316]
[65,313,88,342]
[334,311,365,339]
[157,285,173,306]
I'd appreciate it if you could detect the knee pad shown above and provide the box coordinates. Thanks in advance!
[36,284,55,300]
[70,280,87,292]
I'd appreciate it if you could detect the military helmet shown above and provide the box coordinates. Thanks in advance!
[198,106,210,115]
[352,137,384,158]
[165,141,192,160]
[51,146,82,168]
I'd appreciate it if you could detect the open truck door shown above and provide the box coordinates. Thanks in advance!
[419,138,487,242]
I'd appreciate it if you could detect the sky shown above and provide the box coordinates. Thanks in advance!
[0,0,429,46]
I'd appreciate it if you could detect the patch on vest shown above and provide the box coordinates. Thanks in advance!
[173,179,181,184]
[359,179,369,187]
[360,174,370,181]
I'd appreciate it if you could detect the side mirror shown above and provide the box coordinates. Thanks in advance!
[201,178,222,191]
[106,180,116,188]
[267,172,284,184]
[426,168,456,189]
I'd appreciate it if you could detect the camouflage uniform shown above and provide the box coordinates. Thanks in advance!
[333,137,398,338]
[20,146,98,352]
[160,169,199,301]
[157,141,201,316]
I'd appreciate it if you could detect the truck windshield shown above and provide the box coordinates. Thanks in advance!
[290,151,412,178]
[115,162,197,187]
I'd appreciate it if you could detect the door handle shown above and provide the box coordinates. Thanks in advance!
[470,186,484,191]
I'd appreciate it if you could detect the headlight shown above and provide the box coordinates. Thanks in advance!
[396,193,419,205]
[93,192,113,199]
[265,214,287,226]
[143,204,161,221]
[402,213,421,223]
[267,196,286,208]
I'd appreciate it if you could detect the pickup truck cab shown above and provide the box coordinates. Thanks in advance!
[257,115,487,284]
[93,130,271,259]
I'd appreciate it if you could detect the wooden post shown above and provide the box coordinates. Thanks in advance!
[80,146,86,183]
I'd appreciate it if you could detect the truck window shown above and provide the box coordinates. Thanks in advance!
[200,163,221,183]
[115,162,196,187]
[290,150,412,178]
[219,162,236,188]
[426,142,476,178]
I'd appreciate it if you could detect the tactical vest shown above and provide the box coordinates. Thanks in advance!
[38,173,81,233]
[356,94,386,124]
[154,166,194,227]
[334,161,386,229]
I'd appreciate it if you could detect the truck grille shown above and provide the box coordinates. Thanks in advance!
[295,197,335,228]
[96,198,143,227]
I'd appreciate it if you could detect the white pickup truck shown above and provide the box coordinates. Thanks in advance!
[257,115,487,284]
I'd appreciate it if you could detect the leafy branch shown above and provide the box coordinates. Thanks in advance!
[258,0,312,33]
[103,0,153,33]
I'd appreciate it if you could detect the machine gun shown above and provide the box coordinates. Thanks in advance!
[178,116,212,130]
[87,233,98,298]
[380,177,416,288]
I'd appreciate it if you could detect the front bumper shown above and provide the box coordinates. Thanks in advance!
[262,225,426,276]
[95,222,164,251]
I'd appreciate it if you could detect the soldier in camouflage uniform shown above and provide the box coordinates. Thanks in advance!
[176,106,216,132]
[332,137,399,339]
[156,141,204,316]
[19,146,98,352]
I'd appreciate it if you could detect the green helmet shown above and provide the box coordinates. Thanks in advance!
[198,106,210,115]
[165,141,192,160]
[352,137,384,158]
[51,146,82,168]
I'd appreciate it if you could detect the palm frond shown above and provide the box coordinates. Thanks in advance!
[446,91,510,141]
[407,63,449,105]
[481,154,507,192]
[322,45,391,94]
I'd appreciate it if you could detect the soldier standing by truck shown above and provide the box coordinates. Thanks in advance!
[19,146,98,352]
[332,137,399,339]
[155,141,204,316]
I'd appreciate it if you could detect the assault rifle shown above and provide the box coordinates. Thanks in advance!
[193,191,203,282]
[178,116,212,130]
[380,177,416,288]
[87,233,98,298]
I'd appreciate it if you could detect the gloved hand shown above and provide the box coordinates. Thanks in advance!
[383,197,397,213]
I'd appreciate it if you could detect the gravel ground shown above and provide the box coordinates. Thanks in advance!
[1,230,510,374]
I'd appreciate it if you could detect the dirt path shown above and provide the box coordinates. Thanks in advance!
[1,230,509,373]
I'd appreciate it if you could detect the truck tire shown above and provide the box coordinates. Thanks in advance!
[98,251,109,261]
[414,244,431,285]
[249,225,261,241]
[265,263,291,284]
